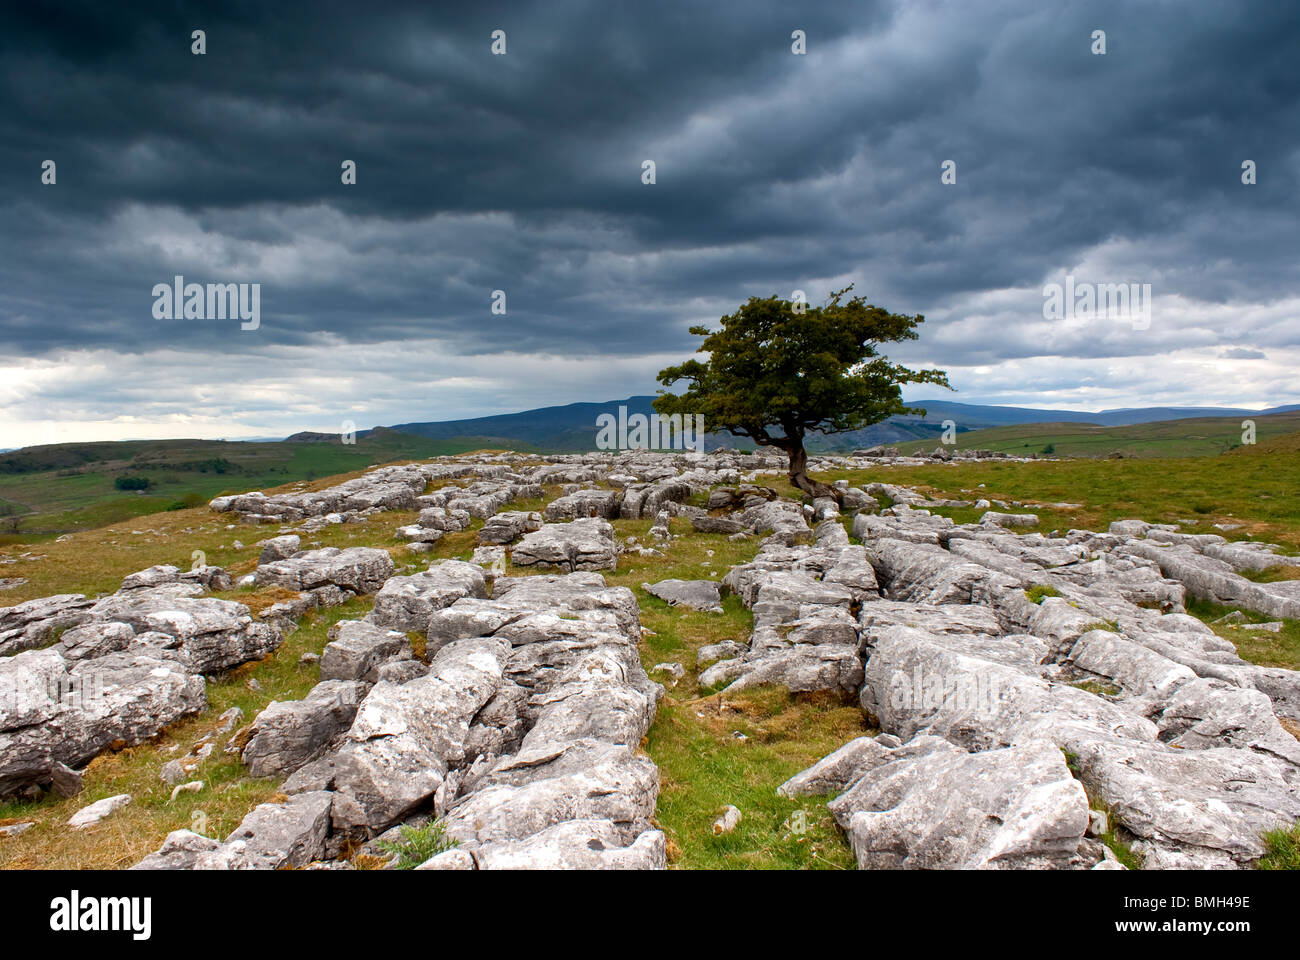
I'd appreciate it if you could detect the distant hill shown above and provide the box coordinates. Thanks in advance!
[0,431,499,541]
[384,397,1300,453]
[893,410,1300,459]
[5,396,1298,542]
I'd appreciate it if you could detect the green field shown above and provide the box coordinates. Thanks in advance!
[2,428,1299,869]
[0,430,525,542]
[894,410,1300,459]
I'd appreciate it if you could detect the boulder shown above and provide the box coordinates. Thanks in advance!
[512,519,619,572]
[258,535,301,563]
[642,579,723,613]
[242,680,369,778]
[320,620,414,682]
[368,560,487,632]
[68,793,132,830]
[828,738,1090,869]
[256,547,395,595]
[544,489,621,521]
[478,511,544,545]
[1,650,206,797]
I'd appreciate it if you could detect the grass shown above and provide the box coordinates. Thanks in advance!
[1091,803,1145,870]
[1258,824,1300,870]
[0,432,512,541]
[647,690,863,869]
[1240,565,1300,584]
[0,596,375,869]
[798,439,1300,553]
[6,441,1300,869]
[1071,679,1121,697]
[1184,597,1300,670]
[1026,584,1062,604]
[375,820,457,869]
[892,409,1300,460]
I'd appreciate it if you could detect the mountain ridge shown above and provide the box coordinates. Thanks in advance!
[379,396,1300,453]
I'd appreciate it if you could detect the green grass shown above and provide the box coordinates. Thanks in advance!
[893,410,1300,460]
[1025,584,1062,604]
[1239,565,1300,583]
[1071,679,1121,697]
[375,820,458,868]
[1184,597,1300,670]
[802,439,1300,553]
[1258,824,1300,870]
[0,595,375,869]
[7,443,1300,870]
[647,690,864,869]
[0,432,515,540]
[1092,803,1145,870]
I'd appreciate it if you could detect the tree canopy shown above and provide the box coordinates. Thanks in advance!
[654,286,950,496]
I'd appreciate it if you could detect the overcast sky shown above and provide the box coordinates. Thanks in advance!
[2,0,1298,446]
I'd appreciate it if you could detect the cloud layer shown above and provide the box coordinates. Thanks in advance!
[2,0,1298,445]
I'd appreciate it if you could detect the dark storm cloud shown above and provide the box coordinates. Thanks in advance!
[1,0,1298,438]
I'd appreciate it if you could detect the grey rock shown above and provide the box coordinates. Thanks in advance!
[203,791,334,869]
[258,535,301,563]
[690,515,744,535]
[828,738,1089,869]
[368,560,487,632]
[471,820,666,870]
[642,579,723,612]
[544,489,621,521]
[321,621,416,681]
[120,565,182,590]
[777,736,895,797]
[512,519,619,572]
[0,593,95,657]
[131,829,223,869]
[68,793,132,829]
[1,651,206,798]
[256,546,395,595]
[322,638,509,833]
[980,511,1039,529]
[242,680,368,778]
[478,511,544,545]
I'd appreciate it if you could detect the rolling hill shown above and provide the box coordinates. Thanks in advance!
[0,430,501,541]
[893,410,1300,459]
[384,396,1300,453]
[4,397,1298,543]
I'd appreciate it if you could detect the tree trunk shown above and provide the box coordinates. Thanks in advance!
[786,442,838,500]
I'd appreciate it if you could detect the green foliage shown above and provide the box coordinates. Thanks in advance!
[1072,678,1121,697]
[1092,805,1145,870]
[165,492,210,512]
[654,286,949,458]
[1258,824,1300,870]
[375,820,458,869]
[1025,584,1062,604]
[113,475,150,491]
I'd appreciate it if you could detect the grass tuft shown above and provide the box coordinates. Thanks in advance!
[375,820,457,869]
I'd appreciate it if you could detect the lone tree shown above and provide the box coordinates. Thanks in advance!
[654,286,950,499]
